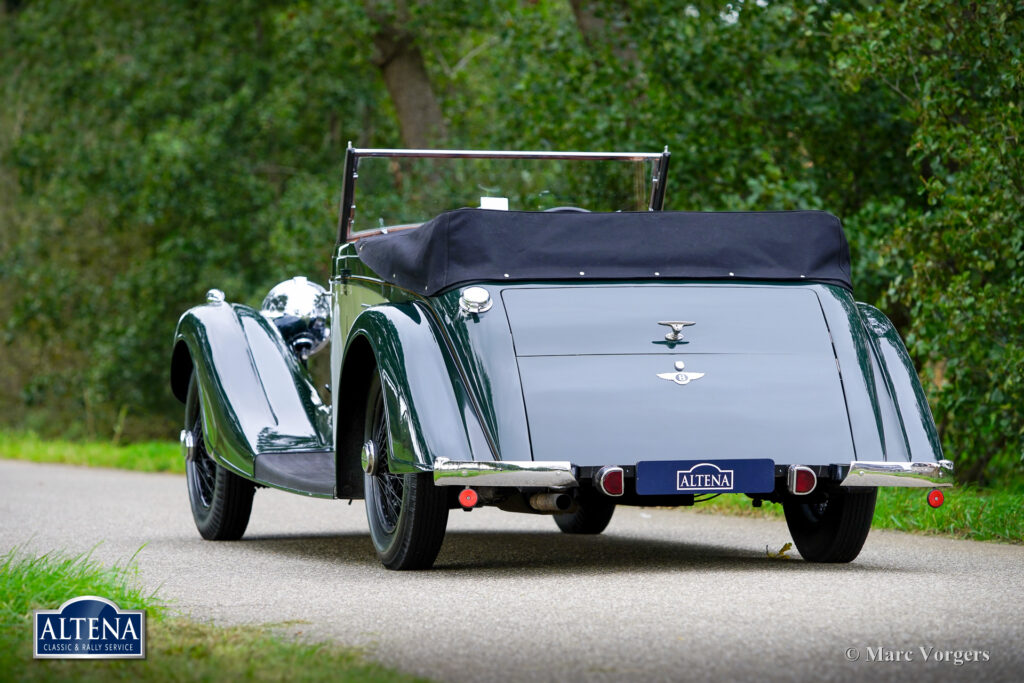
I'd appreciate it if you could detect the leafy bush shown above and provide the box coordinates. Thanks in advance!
[833,0,1024,483]
[1,1,1019,483]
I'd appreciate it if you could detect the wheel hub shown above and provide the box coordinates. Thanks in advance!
[361,439,378,475]
[180,429,195,461]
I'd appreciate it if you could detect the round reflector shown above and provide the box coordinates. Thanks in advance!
[459,488,479,508]
[927,489,944,508]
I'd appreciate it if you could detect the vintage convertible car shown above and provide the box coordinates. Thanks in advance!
[171,147,953,570]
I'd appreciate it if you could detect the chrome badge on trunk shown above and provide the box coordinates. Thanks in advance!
[657,360,705,385]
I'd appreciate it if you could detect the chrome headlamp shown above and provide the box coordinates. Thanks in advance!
[261,276,331,360]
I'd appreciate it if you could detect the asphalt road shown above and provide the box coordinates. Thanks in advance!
[1,459,1021,682]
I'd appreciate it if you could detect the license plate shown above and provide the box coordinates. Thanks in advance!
[636,459,775,495]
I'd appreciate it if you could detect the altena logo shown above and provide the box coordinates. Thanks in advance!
[34,596,145,659]
[676,463,735,492]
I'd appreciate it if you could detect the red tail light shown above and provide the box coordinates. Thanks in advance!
[927,489,944,508]
[787,465,817,495]
[596,466,624,497]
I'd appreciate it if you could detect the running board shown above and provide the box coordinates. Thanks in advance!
[253,450,336,498]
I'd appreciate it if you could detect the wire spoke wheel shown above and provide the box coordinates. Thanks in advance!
[187,413,217,510]
[369,390,403,533]
[363,371,449,570]
[184,371,255,540]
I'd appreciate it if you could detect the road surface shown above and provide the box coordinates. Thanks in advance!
[1,459,1020,681]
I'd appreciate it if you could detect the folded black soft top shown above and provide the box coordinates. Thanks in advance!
[355,208,852,295]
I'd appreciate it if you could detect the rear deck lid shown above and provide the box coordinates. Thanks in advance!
[502,285,854,467]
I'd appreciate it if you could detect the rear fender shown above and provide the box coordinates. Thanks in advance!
[171,301,331,476]
[856,303,944,463]
[341,303,493,477]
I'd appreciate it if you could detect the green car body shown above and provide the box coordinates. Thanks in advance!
[171,147,952,569]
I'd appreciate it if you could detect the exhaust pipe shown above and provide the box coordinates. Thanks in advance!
[529,492,574,513]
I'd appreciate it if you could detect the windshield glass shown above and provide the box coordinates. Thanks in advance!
[346,152,663,237]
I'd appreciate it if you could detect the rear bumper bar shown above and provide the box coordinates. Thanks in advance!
[433,457,577,488]
[431,458,954,489]
[839,460,954,488]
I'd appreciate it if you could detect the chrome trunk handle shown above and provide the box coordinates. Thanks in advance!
[657,320,695,341]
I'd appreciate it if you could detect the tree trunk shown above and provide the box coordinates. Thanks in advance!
[569,0,638,66]
[371,20,446,148]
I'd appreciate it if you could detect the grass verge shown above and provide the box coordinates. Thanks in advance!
[691,485,1024,544]
[0,547,422,681]
[0,430,183,474]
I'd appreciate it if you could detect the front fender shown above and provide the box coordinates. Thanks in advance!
[346,303,494,474]
[171,301,331,476]
[856,303,945,464]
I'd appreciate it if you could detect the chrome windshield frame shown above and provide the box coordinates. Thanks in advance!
[335,145,671,244]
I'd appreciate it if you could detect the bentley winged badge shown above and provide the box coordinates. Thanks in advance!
[657,360,705,385]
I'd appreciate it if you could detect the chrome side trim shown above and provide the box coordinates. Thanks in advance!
[840,460,954,488]
[433,457,577,488]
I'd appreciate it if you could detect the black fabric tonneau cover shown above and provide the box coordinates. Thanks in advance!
[355,208,852,295]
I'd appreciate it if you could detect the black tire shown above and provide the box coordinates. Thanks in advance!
[783,488,876,563]
[554,489,616,534]
[184,373,255,540]
[363,373,449,570]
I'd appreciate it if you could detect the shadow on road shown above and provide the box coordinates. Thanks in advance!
[436,531,888,574]
[236,530,889,576]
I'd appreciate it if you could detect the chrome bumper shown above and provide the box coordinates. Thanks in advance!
[839,460,954,488]
[432,458,953,489]
[432,458,577,488]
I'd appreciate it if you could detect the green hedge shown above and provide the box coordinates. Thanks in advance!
[1,1,1020,484]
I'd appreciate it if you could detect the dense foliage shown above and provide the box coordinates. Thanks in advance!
[833,1,1024,483]
[1,1,1020,484]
